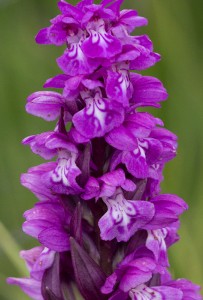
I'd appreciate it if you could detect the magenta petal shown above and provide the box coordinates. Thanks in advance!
[81,177,100,200]
[82,30,122,59]
[101,0,124,18]
[121,179,136,192]
[99,190,155,242]
[122,150,149,179]
[125,113,163,137]
[39,227,70,252]
[23,202,65,222]
[44,134,78,153]
[152,286,183,299]
[48,22,68,46]
[146,194,188,229]
[20,246,44,272]
[116,44,141,62]
[44,74,69,88]
[23,220,54,239]
[130,51,161,70]
[166,279,202,299]
[35,28,51,45]
[44,151,82,195]
[69,127,90,144]
[120,258,156,292]
[146,229,169,268]
[106,125,138,151]
[145,138,163,166]
[119,9,148,32]
[151,194,188,215]
[106,66,132,107]
[73,96,124,139]
[7,278,43,300]
[22,132,57,160]
[26,91,64,121]
[101,273,118,294]
[30,248,55,280]
[100,169,126,187]
[134,35,154,51]
[131,74,168,107]
[58,0,83,19]
[21,166,60,202]
[106,112,162,152]
[57,44,98,76]
[129,285,183,300]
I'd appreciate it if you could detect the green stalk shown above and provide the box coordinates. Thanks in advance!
[0,222,28,277]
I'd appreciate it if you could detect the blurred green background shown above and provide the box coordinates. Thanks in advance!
[0,0,202,299]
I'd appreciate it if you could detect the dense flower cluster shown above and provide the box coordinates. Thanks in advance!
[8,0,201,299]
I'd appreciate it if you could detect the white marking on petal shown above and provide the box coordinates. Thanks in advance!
[130,284,162,300]
[104,190,136,226]
[151,163,160,171]
[147,229,168,262]
[119,67,130,95]
[51,150,77,186]
[91,31,100,44]
[151,229,167,241]
[84,89,107,130]
[133,140,148,158]
[68,43,84,60]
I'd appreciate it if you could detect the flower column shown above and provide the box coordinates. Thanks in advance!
[8,1,201,300]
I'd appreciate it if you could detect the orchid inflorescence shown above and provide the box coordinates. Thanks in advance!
[8,0,201,299]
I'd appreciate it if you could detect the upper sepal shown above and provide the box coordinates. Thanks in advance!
[26,91,65,121]
[147,194,188,229]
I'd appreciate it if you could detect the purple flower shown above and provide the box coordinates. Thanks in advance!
[23,131,83,195]
[73,87,124,139]
[22,131,77,159]
[8,0,201,299]
[44,72,103,101]
[166,279,202,300]
[7,246,55,300]
[82,18,122,59]
[105,62,133,107]
[21,163,61,202]
[106,112,177,182]
[36,15,80,46]
[99,188,155,242]
[128,284,183,300]
[26,91,66,121]
[82,168,136,200]
[130,73,168,108]
[112,8,148,33]
[102,252,159,296]
[7,278,43,300]
[146,229,169,269]
[23,201,71,252]
[106,113,164,178]
[57,39,99,76]
[101,252,183,300]
[99,192,187,242]
[115,35,161,71]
